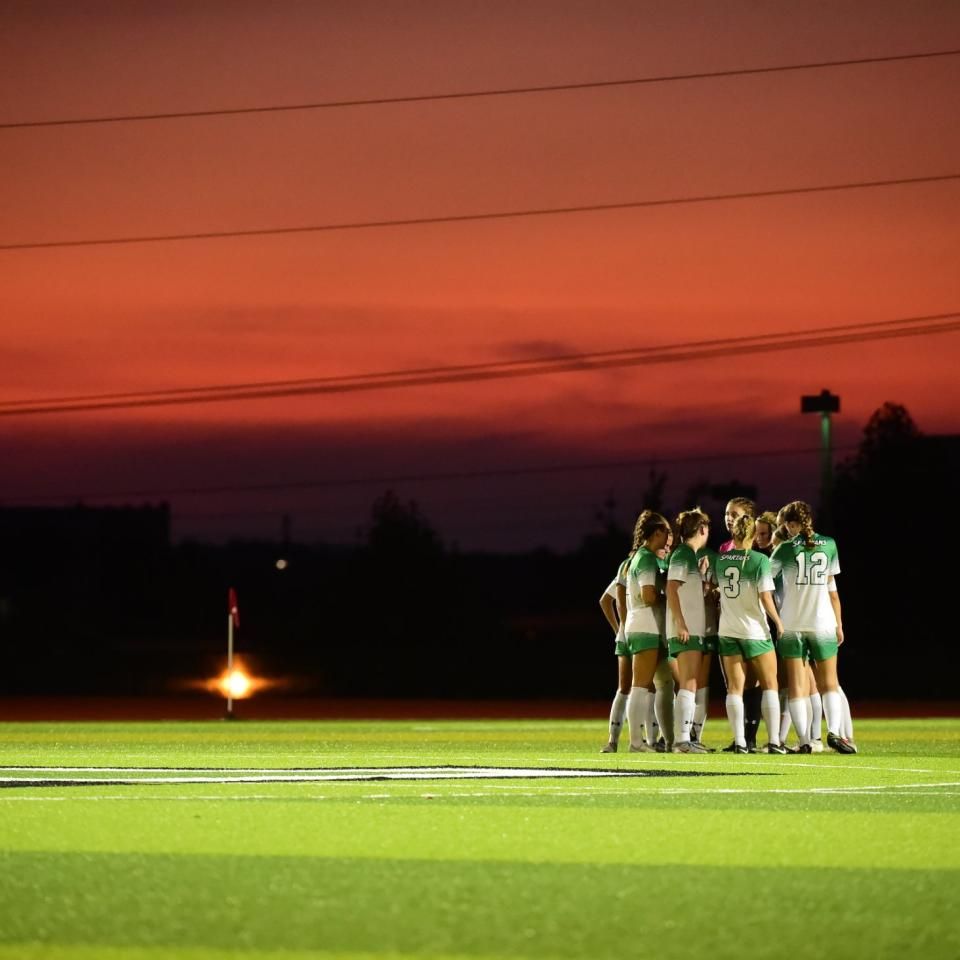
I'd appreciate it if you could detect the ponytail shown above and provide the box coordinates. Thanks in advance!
[732,514,756,546]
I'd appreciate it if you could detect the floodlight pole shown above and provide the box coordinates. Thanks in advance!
[801,389,840,528]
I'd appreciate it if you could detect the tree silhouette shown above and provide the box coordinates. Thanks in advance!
[367,490,444,560]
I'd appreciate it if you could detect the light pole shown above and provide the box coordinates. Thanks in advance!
[801,389,840,527]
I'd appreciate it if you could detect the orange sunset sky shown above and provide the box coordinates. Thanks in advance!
[2,1,959,549]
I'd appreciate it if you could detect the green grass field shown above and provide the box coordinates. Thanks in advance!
[1,717,958,960]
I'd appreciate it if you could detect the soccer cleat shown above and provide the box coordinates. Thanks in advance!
[797,743,813,754]
[747,744,760,754]
[810,739,824,754]
[600,742,618,754]
[827,732,858,754]
[733,744,750,754]
[674,740,710,754]
[655,737,668,753]
[629,742,657,752]
[782,744,800,754]
[765,742,788,754]
[721,740,738,753]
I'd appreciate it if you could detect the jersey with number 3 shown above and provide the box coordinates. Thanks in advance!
[712,549,775,641]
[769,533,840,633]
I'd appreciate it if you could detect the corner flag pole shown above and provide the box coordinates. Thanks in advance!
[227,588,239,718]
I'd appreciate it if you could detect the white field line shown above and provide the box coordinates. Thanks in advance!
[10,756,957,777]
[0,766,662,785]
[3,761,958,780]
[0,765,528,773]
[537,756,960,775]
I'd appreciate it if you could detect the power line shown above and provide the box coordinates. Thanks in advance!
[1,312,957,418]
[2,172,958,252]
[2,49,958,130]
[0,444,860,506]
[1,311,950,410]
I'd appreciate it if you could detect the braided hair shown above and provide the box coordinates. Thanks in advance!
[779,501,816,548]
[631,510,670,550]
[731,513,757,547]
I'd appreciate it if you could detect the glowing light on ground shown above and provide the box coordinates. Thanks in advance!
[222,669,252,699]
[196,657,274,700]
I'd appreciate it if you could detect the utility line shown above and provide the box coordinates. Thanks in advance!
[2,49,958,130]
[2,172,958,252]
[0,311,950,410]
[0,313,957,418]
[0,444,860,506]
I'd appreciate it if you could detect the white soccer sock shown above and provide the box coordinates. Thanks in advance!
[761,689,781,746]
[779,691,792,744]
[839,686,855,740]
[693,686,709,741]
[626,687,650,749]
[608,690,628,744]
[788,698,810,746]
[809,691,823,742]
[822,690,843,736]
[725,694,746,747]
[675,689,696,744]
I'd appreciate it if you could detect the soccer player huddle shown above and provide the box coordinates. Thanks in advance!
[598,498,857,756]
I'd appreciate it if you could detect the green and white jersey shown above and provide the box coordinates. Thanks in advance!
[615,557,630,588]
[604,556,631,601]
[625,547,665,636]
[769,532,840,633]
[667,543,706,639]
[714,549,775,641]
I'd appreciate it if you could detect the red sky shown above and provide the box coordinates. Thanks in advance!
[2,1,959,549]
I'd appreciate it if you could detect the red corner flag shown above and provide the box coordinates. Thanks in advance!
[228,588,240,629]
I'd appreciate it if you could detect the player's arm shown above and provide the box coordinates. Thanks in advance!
[641,584,659,605]
[760,590,783,638]
[666,580,689,643]
[828,575,844,645]
[599,592,619,634]
[768,543,784,579]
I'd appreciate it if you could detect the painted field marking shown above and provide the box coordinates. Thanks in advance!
[537,756,960,775]
[0,764,761,789]
[3,785,960,803]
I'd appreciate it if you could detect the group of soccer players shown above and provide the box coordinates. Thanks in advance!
[598,497,857,755]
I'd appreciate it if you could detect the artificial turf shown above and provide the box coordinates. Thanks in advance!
[0,718,957,960]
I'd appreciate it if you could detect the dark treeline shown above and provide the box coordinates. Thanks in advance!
[0,403,956,701]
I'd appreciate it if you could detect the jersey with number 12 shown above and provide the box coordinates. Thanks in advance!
[769,533,840,633]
